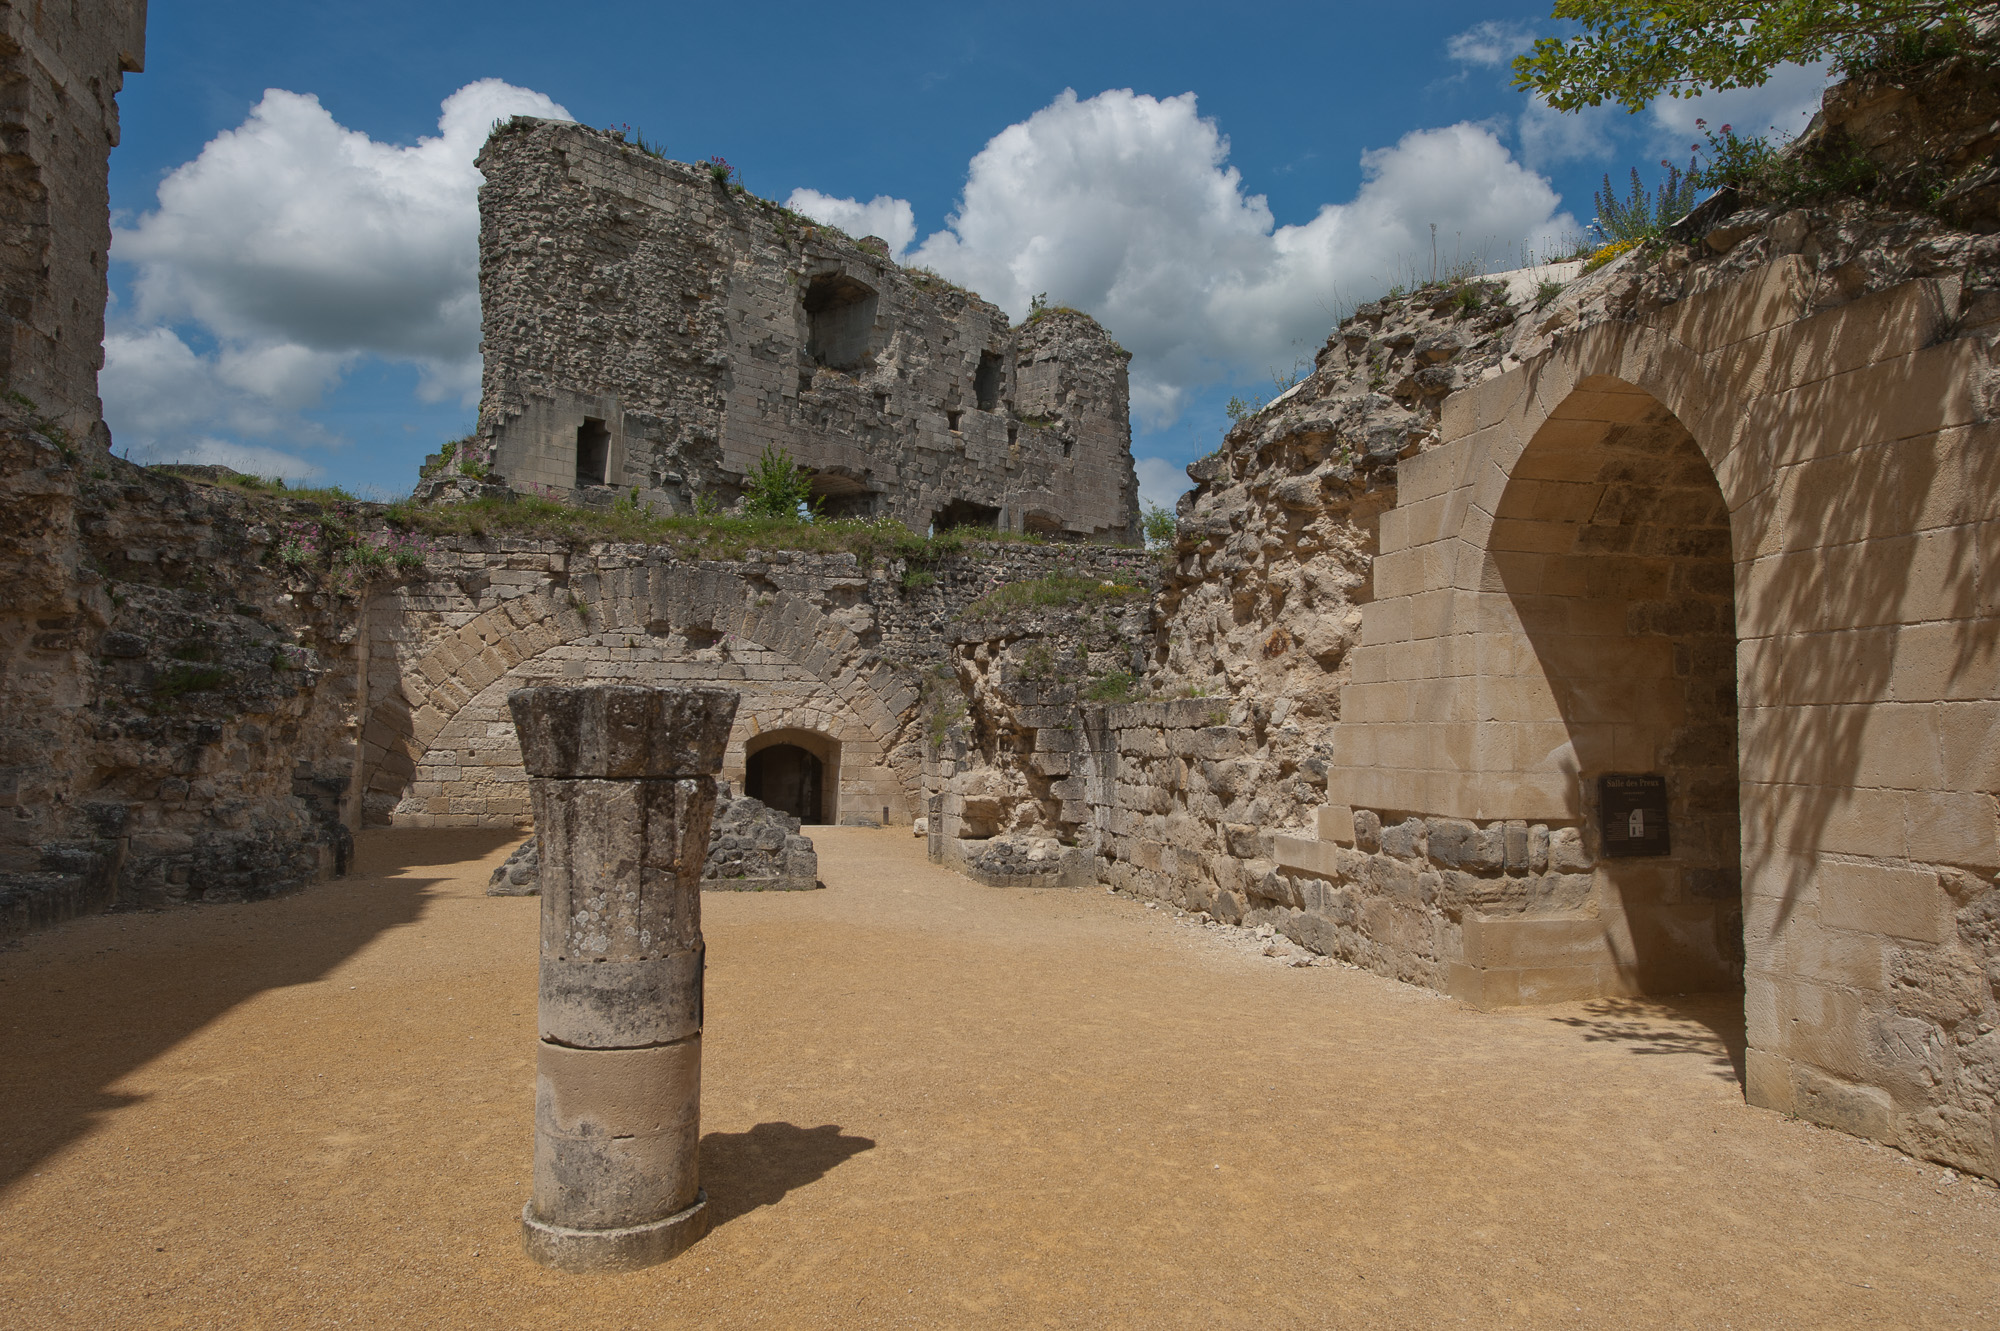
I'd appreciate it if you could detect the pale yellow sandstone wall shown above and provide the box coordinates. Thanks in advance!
[1285,258,1998,1176]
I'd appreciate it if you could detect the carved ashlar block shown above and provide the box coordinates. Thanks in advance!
[508,684,738,1273]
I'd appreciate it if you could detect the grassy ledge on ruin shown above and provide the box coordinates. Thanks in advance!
[382,495,1065,564]
[957,572,1148,622]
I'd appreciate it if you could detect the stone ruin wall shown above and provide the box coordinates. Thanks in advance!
[1099,92,2000,1175]
[0,0,146,441]
[0,0,370,937]
[356,537,1162,836]
[0,450,373,935]
[462,118,1140,543]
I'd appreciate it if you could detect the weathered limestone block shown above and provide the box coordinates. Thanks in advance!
[510,683,737,1273]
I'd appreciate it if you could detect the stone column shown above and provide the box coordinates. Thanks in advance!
[508,684,739,1273]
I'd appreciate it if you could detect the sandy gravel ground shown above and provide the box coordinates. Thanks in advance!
[1,826,1995,1329]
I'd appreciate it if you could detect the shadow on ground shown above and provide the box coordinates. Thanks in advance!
[1546,994,1747,1086]
[702,1122,876,1228]
[0,829,516,1194]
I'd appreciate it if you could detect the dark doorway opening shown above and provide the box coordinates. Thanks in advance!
[975,351,1004,410]
[933,498,1000,532]
[575,418,610,488]
[746,744,824,824]
[810,472,878,521]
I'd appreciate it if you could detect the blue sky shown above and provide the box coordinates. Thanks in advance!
[104,1,1829,506]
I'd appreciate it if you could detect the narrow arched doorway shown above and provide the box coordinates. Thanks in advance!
[746,744,823,823]
[742,728,842,825]
[1493,377,1744,999]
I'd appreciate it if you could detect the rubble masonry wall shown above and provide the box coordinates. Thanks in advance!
[471,118,1140,542]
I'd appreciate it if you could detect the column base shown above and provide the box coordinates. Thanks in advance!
[521,1190,709,1273]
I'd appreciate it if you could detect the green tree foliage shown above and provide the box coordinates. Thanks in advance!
[742,443,819,519]
[1141,502,1179,549]
[1512,1,1996,112]
[1591,159,1700,240]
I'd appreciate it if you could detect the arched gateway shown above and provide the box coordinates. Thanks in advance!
[1281,258,1997,1172]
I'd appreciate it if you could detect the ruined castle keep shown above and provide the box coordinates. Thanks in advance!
[459,118,1141,542]
[0,0,1996,1187]
[0,0,145,445]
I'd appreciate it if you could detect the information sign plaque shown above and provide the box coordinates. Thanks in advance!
[1599,773,1671,858]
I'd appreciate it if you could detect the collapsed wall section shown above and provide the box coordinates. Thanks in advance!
[466,119,1140,543]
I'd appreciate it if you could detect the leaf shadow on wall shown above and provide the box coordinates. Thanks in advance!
[1727,314,1996,926]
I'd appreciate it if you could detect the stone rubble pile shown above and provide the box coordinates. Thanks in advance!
[489,782,820,896]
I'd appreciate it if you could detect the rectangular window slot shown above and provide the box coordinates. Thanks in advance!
[575,418,611,488]
[934,498,1000,531]
[975,350,1003,410]
[947,410,963,433]
[805,273,879,370]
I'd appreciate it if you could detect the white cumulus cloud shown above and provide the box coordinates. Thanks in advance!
[1134,456,1193,515]
[106,77,569,469]
[1518,93,1623,168]
[101,326,340,478]
[894,89,1573,426]
[784,188,918,260]
[1446,20,1536,67]
[1647,60,1832,151]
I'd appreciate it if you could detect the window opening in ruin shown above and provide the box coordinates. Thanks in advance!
[1007,422,1019,448]
[947,410,963,434]
[804,272,878,372]
[574,418,611,488]
[975,351,1003,410]
[745,744,823,824]
[810,471,877,521]
[933,498,1000,531]
[1495,380,1744,1016]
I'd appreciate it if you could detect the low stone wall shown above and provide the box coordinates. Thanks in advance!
[1070,698,1255,911]
[1265,810,1598,997]
[366,536,1163,834]
[934,832,1095,889]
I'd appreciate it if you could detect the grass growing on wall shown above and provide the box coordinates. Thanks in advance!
[205,473,361,506]
[381,496,1059,563]
[958,572,1147,621]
